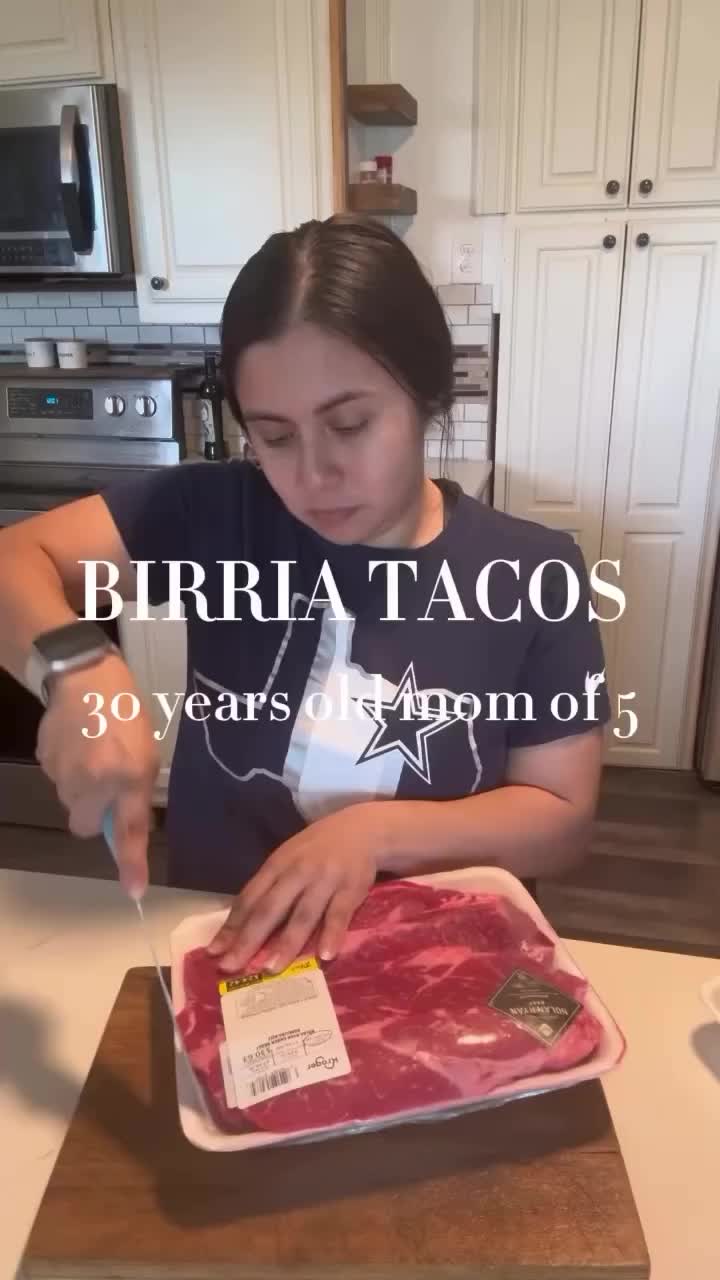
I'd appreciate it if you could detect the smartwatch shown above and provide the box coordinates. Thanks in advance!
[25,619,119,707]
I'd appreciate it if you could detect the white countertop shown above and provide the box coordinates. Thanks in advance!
[425,457,493,500]
[1,867,719,1279]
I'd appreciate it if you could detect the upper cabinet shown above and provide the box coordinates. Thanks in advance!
[478,0,720,214]
[110,0,337,325]
[516,0,640,212]
[632,0,720,207]
[0,0,113,83]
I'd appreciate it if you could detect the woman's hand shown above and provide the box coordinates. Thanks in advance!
[35,651,159,898]
[207,803,388,975]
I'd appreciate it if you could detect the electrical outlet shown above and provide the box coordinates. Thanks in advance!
[452,238,482,283]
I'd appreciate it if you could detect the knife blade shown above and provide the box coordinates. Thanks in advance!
[101,808,209,1117]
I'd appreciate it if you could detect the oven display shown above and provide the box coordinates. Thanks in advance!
[8,387,93,420]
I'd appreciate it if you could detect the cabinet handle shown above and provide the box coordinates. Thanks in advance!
[605,179,620,196]
[636,232,650,248]
[638,178,653,195]
[602,234,617,249]
[150,276,168,291]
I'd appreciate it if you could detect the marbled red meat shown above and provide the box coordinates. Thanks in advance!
[177,879,603,1136]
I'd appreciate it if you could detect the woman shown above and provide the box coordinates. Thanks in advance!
[0,214,609,976]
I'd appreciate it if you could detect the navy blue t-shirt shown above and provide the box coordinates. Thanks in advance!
[101,460,610,893]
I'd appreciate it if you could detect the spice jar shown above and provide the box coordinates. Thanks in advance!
[358,160,378,183]
[375,155,393,184]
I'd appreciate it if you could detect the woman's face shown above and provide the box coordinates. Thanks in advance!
[234,321,428,545]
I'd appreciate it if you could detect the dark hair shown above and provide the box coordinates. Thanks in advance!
[220,213,455,466]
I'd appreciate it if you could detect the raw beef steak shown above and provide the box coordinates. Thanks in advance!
[177,879,604,1137]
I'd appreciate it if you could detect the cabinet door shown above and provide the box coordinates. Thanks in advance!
[111,0,334,325]
[117,609,187,804]
[0,0,110,83]
[600,219,720,768]
[632,0,720,207]
[504,224,624,571]
[516,0,640,211]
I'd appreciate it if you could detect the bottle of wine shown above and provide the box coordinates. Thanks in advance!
[197,354,226,460]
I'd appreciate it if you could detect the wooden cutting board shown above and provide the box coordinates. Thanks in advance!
[22,967,650,1279]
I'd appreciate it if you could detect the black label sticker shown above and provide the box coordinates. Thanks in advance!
[488,969,582,1046]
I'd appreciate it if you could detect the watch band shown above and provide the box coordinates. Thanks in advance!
[24,647,51,706]
[24,634,119,707]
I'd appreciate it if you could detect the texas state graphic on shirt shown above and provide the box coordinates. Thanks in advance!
[193,595,483,824]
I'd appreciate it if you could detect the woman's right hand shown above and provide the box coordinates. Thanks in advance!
[35,651,160,899]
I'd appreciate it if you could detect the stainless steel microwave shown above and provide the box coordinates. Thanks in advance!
[0,82,133,277]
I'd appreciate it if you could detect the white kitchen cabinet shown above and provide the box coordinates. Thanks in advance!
[503,223,624,570]
[117,608,187,804]
[0,0,113,84]
[516,0,640,213]
[110,0,335,325]
[510,0,720,215]
[499,213,720,769]
[600,219,720,768]
[631,0,720,207]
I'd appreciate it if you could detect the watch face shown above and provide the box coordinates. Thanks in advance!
[34,620,112,663]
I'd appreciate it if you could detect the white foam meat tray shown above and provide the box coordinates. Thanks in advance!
[168,865,626,1153]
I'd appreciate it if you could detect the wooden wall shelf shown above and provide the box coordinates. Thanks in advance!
[347,83,418,126]
[348,183,417,216]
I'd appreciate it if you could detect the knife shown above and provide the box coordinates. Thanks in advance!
[101,808,209,1117]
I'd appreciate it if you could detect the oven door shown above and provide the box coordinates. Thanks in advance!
[0,502,119,828]
[0,82,132,275]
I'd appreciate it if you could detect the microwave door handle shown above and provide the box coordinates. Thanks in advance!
[59,105,92,254]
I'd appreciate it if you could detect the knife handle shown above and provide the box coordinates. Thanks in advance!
[102,808,117,862]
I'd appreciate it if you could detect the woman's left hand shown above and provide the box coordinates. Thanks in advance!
[206,802,387,975]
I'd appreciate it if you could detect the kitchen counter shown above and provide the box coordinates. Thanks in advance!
[1,866,718,1280]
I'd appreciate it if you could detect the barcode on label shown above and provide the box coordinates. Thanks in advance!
[249,1067,300,1098]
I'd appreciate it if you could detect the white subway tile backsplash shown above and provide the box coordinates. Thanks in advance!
[38,292,69,307]
[425,420,443,439]
[74,326,107,340]
[438,284,475,304]
[107,326,139,343]
[452,325,489,345]
[89,307,120,325]
[26,309,57,326]
[461,439,488,460]
[172,325,205,344]
[0,328,12,344]
[5,292,38,306]
[102,291,136,307]
[425,439,441,458]
[2,280,494,369]
[139,324,171,343]
[444,305,468,325]
[453,421,488,441]
[462,401,488,421]
[55,308,88,325]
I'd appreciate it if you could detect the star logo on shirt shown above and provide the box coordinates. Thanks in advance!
[354,661,463,784]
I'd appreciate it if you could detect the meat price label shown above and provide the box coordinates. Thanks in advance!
[217,957,351,1108]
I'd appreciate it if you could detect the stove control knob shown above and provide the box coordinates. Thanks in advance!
[134,395,157,417]
[103,395,125,416]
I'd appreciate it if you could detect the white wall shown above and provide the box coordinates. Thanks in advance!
[347,0,502,299]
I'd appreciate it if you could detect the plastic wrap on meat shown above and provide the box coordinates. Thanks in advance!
[177,879,604,1136]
